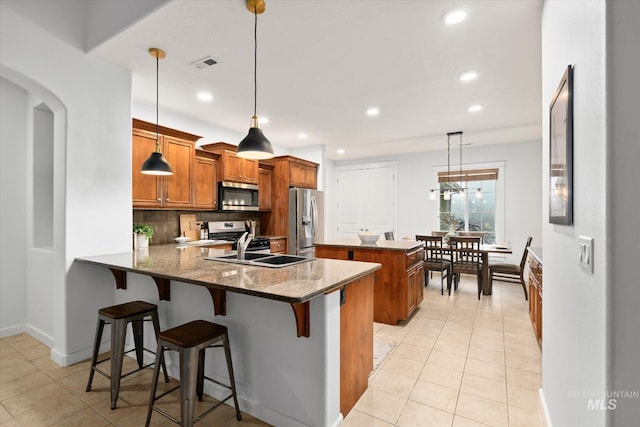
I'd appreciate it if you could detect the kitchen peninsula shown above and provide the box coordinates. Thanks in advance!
[315,238,425,325]
[75,245,379,426]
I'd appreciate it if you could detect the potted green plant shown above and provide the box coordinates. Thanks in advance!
[133,224,155,249]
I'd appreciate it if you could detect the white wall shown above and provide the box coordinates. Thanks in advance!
[1,4,133,363]
[330,139,542,264]
[607,2,640,425]
[132,102,245,148]
[541,1,608,426]
[0,78,29,335]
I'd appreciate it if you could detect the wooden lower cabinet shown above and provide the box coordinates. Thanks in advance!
[316,245,424,324]
[340,273,374,416]
[268,237,286,254]
[407,263,425,316]
[528,253,543,347]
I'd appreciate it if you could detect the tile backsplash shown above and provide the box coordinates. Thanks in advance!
[133,210,262,245]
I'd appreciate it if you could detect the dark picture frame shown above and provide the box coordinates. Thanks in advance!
[549,65,573,225]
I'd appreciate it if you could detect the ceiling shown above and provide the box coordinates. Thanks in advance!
[90,0,542,160]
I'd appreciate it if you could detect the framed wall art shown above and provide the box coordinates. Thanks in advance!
[549,65,574,225]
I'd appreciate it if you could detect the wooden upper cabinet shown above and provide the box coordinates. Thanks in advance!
[258,164,273,210]
[132,127,162,208]
[132,119,200,209]
[258,155,319,237]
[289,159,318,189]
[194,150,219,209]
[163,136,195,208]
[199,143,259,184]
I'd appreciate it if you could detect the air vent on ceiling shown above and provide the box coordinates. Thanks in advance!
[191,56,218,69]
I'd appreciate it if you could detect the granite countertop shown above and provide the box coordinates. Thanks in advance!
[75,245,380,304]
[315,238,424,251]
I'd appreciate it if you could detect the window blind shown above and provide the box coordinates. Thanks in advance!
[438,168,499,183]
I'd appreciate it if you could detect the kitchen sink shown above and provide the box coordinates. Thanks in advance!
[251,255,310,266]
[214,253,272,261]
[205,254,314,268]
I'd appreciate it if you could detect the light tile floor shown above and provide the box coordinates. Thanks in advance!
[0,334,270,426]
[1,274,545,427]
[343,274,546,427]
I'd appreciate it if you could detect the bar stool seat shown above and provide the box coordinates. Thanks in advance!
[86,300,169,409]
[146,320,241,427]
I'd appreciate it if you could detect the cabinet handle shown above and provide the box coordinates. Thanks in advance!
[157,198,162,202]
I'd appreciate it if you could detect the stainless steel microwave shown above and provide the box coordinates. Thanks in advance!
[218,181,259,211]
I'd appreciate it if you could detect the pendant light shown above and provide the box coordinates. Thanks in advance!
[141,48,173,175]
[429,131,482,199]
[237,0,275,160]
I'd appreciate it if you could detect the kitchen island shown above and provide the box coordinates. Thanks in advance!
[75,245,380,426]
[315,238,425,325]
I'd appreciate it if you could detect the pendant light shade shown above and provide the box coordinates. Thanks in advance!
[141,47,173,175]
[238,0,274,160]
[141,152,173,175]
[238,116,274,159]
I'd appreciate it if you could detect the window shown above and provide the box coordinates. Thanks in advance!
[437,168,499,244]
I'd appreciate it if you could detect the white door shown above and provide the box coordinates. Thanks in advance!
[336,170,365,236]
[336,165,396,238]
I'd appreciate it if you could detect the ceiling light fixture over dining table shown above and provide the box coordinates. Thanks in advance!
[429,131,482,201]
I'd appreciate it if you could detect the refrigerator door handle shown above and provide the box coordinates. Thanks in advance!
[311,194,318,237]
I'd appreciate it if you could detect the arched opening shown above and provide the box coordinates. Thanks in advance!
[0,68,66,350]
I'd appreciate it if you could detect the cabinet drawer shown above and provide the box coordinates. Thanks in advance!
[270,238,287,253]
[406,248,425,269]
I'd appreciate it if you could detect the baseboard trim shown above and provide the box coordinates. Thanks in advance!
[0,324,54,347]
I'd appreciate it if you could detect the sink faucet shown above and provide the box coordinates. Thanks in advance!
[236,232,252,260]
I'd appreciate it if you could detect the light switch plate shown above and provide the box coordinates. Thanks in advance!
[578,236,594,273]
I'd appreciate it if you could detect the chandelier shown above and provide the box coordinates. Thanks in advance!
[429,131,482,200]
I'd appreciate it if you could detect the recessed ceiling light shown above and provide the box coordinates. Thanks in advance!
[460,70,478,82]
[366,107,380,117]
[468,104,483,113]
[444,10,467,25]
[258,116,269,124]
[337,148,345,154]
[197,91,213,102]
[298,133,307,139]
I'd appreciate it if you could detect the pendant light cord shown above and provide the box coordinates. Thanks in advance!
[459,133,463,188]
[447,134,451,186]
[155,53,160,150]
[253,6,258,118]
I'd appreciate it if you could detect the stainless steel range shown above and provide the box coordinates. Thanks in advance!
[207,221,270,252]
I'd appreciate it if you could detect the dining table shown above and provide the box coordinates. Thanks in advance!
[439,242,513,295]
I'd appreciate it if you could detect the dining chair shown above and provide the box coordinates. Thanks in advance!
[489,236,533,300]
[416,235,452,295]
[457,231,485,244]
[431,231,447,237]
[449,236,483,299]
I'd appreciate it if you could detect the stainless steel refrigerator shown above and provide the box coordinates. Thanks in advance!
[288,188,324,257]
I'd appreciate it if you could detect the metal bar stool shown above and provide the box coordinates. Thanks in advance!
[145,320,241,427]
[86,300,169,409]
